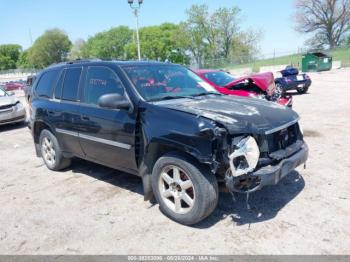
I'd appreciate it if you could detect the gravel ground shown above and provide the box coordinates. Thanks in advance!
[0,69,349,255]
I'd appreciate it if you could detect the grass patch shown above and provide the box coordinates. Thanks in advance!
[224,48,350,71]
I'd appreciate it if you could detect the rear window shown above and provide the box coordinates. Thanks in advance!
[61,67,82,101]
[35,70,60,98]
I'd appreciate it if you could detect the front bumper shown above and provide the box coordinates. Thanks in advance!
[0,107,26,126]
[283,79,312,91]
[226,143,308,193]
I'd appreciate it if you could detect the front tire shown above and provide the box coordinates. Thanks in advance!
[275,83,285,96]
[152,152,218,225]
[39,129,71,171]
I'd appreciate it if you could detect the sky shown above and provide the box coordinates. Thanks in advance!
[0,0,307,57]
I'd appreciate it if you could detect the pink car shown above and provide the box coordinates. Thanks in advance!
[4,82,24,91]
[195,69,292,107]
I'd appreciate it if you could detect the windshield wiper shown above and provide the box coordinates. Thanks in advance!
[192,92,222,97]
[148,95,195,102]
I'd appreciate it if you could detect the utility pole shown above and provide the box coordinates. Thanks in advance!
[29,28,33,45]
[128,0,143,61]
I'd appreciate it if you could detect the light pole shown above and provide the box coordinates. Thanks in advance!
[128,0,143,61]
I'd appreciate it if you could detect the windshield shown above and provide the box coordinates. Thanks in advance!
[122,65,218,101]
[0,87,7,97]
[203,71,236,87]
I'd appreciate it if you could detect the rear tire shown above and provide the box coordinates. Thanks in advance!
[39,129,71,171]
[297,86,309,94]
[152,152,218,225]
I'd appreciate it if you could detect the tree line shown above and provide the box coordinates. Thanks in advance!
[0,4,262,70]
[1,1,350,70]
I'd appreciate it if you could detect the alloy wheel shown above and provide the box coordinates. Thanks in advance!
[42,137,56,166]
[158,165,195,214]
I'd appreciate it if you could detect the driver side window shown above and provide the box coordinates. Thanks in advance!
[83,66,124,105]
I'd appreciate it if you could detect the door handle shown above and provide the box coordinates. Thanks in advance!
[48,111,55,115]
[82,116,90,121]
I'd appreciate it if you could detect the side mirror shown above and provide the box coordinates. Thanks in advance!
[98,93,131,110]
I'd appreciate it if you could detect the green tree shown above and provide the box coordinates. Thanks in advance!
[17,50,32,69]
[176,16,208,65]
[83,26,133,59]
[212,7,241,58]
[28,28,72,68]
[0,44,22,70]
[230,30,262,63]
[179,4,259,66]
[125,23,189,63]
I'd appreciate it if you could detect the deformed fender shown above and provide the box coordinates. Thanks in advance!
[137,103,226,200]
[140,137,217,201]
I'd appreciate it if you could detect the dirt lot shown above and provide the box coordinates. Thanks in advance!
[0,69,350,255]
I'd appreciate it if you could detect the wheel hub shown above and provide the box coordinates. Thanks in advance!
[158,165,195,214]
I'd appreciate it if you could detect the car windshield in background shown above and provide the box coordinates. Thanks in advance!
[0,87,7,97]
[122,65,218,101]
[203,71,236,87]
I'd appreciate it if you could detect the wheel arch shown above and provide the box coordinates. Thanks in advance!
[33,120,55,144]
[143,141,211,175]
[140,140,213,202]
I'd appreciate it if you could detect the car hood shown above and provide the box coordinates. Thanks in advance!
[0,96,17,107]
[225,72,276,96]
[156,95,299,135]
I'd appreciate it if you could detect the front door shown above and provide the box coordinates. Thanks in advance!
[78,66,137,172]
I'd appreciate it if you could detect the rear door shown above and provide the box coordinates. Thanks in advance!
[78,65,137,172]
[53,67,84,157]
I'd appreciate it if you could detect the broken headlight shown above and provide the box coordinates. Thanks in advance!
[228,136,260,177]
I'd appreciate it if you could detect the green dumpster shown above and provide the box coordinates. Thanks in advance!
[301,52,332,72]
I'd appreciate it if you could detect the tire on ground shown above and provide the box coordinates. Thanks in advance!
[39,129,71,171]
[151,152,218,225]
[297,86,309,94]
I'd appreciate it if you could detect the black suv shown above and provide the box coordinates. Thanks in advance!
[29,60,308,225]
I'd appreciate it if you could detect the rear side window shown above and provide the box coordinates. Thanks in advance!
[35,70,60,98]
[54,70,65,99]
[83,66,124,105]
[61,67,82,101]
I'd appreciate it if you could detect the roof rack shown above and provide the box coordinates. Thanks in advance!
[47,59,102,68]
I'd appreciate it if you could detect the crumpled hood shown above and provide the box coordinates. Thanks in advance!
[0,95,17,107]
[225,72,276,96]
[157,95,299,134]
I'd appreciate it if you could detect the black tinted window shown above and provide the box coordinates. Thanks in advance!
[62,68,82,101]
[83,66,124,105]
[35,70,60,98]
[54,70,65,99]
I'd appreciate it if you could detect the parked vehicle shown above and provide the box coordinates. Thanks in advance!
[195,69,292,107]
[24,75,36,102]
[0,86,26,126]
[29,60,308,225]
[4,82,24,91]
[275,66,312,94]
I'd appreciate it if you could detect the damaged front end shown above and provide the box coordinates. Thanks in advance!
[224,122,308,194]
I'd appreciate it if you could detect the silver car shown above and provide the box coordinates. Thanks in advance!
[0,86,26,126]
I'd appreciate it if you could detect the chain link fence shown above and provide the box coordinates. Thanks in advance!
[195,47,350,72]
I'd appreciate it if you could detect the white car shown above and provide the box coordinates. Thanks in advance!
[0,86,26,126]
